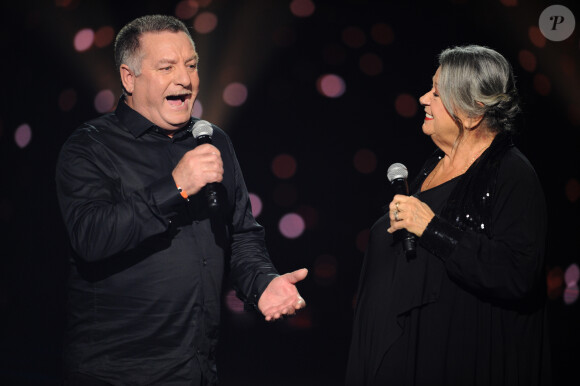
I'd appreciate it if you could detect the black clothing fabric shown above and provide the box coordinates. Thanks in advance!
[55,98,279,385]
[346,134,551,385]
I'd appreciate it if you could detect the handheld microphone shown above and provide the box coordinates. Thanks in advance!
[191,120,219,211]
[387,162,416,258]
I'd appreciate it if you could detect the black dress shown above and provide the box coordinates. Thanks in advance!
[346,135,551,386]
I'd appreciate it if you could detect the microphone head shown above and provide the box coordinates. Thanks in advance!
[387,162,408,182]
[191,119,213,138]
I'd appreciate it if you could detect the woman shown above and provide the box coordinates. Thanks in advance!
[345,45,551,385]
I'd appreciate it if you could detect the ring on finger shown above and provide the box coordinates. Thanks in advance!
[394,210,400,221]
[395,202,400,210]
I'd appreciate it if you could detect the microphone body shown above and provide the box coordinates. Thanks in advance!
[387,163,416,258]
[191,120,219,211]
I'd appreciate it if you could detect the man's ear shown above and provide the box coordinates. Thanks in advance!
[120,64,135,94]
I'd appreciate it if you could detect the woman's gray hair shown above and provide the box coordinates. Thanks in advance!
[114,15,196,92]
[437,45,520,134]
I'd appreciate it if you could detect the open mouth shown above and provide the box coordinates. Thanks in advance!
[166,93,191,107]
[425,112,433,120]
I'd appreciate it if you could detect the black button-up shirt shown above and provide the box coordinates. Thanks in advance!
[55,98,278,384]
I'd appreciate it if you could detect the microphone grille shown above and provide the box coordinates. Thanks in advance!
[387,162,408,182]
[191,119,213,138]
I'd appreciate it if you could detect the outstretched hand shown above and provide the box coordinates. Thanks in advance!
[258,268,308,321]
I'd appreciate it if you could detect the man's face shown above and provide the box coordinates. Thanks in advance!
[124,31,199,131]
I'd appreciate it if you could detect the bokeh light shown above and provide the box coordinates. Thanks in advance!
[533,73,551,96]
[313,254,338,286]
[395,93,418,117]
[279,213,305,239]
[193,12,218,34]
[547,266,564,300]
[353,148,377,174]
[225,289,245,313]
[316,74,346,98]
[295,205,318,229]
[58,88,77,112]
[14,124,32,149]
[192,99,203,118]
[94,89,116,113]
[342,26,366,48]
[518,49,536,72]
[290,0,315,18]
[565,178,580,203]
[355,228,370,253]
[273,183,298,207]
[272,154,297,179]
[370,23,394,45]
[74,28,94,52]
[500,0,517,6]
[175,0,200,20]
[528,26,546,48]
[564,264,579,305]
[359,53,383,76]
[222,82,248,107]
[94,26,114,48]
[249,193,263,217]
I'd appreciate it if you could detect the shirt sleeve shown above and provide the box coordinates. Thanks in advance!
[55,129,183,262]
[419,151,547,301]
[223,135,279,309]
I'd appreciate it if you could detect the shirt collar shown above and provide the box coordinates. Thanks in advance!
[115,95,192,138]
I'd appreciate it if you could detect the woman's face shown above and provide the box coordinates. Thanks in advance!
[419,67,463,148]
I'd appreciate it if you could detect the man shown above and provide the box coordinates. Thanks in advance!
[56,14,307,385]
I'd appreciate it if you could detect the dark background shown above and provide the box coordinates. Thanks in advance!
[1,0,579,385]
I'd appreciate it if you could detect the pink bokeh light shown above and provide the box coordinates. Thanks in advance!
[223,82,248,107]
[249,193,263,217]
[193,12,218,34]
[290,0,315,17]
[279,213,305,239]
[94,89,116,113]
[316,74,346,98]
[74,28,94,52]
[14,124,32,149]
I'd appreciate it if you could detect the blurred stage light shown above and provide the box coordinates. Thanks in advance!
[564,264,579,305]
[290,0,315,18]
[313,254,338,286]
[565,178,580,203]
[74,28,94,52]
[518,49,537,72]
[94,89,116,113]
[547,266,564,300]
[528,26,546,48]
[353,148,377,174]
[279,213,305,239]
[395,93,418,118]
[316,74,346,98]
[272,154,297,179]
[249,193,263,217]
[94,26,114,48]
[192,100,203,118]
[58,88,77,112]
[193,11,218,34]
[225,289,245,314]
[222,82,248,107]
[370,23,394,45]
[533,73,551,96]
[175,0,199,20]
[359,53,383,76]
[14,124,32,149]
[342,26,366,49]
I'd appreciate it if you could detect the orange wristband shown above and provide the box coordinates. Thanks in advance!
[177,185,188,200]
